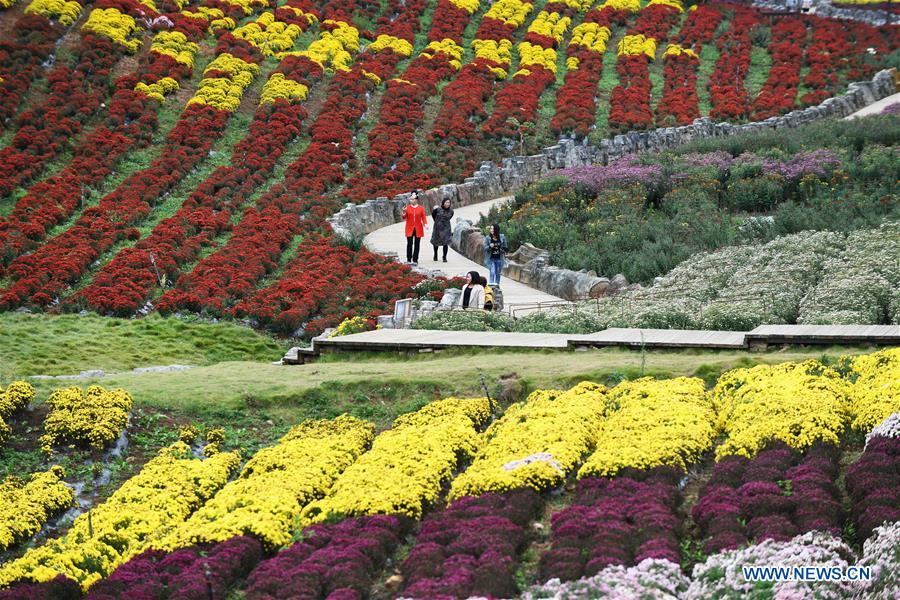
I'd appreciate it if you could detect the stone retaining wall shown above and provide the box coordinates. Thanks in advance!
[328,69,896,299]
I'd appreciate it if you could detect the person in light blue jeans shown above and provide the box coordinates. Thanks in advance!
[483,223,508,288]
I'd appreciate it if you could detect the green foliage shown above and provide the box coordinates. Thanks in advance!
[412,310,515,332]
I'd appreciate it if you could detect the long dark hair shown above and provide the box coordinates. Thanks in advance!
[490,223,501,238]
[467,271,480,286]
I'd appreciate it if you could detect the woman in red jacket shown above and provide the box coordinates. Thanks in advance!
[402,190,428,265]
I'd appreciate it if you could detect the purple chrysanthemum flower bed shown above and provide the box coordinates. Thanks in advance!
[538,467,682,583]
[845,435,900,543]
[556,161,665,193]
[399,488,542,600]
[692,442,841,554]
[0,575,81,600]
[88,535,263,600]
[243,515,407,600]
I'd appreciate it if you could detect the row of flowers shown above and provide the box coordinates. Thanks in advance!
[693,441,843,554]
[750,18,806,120]
[0,442,240,589]
[0,12,206,268]
[0,0,164,198]
[72,3,326,316]
[156,0,421,317]
[607,0,682,133]
[160,414,374,551]
[0,0,73,130]
[339,0,474,200]
[300,396,490,524]
[0,466,74,553]
[0,2,269,308]
[846,431,900,542]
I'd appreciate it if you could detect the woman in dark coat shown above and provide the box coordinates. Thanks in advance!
[430,198,454,262]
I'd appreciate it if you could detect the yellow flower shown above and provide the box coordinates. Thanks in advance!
[301,397,491,524]
[449,382,609,499]
[231,13,304,56]
[517,41,558,73]
[40,385,133,455]
[187,53,260,112]
[81,7,143,54]
[24,0,83,26]
[648,0,683,11]
[846,348,900,433]
[149,30,199,68]
[618,34,656,59]
[368,34,414,57]
[0,467,74,551]
[570,22,610,55]
[578,377,715,477]
[259,72,309,104]
[0,444,238,589]
[278,21,359,73]
[713,360,851,459]
[421,39,464,65]
[526,11,571,45]
[484,0,534,28]
[600,0,640,11]
[157,416,373,552]
[663,43,698,59]
[447,0,480,14]
[134,77,179,102]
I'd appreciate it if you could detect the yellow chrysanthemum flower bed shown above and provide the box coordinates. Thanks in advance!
[526,11,571,45]
[663,43,697,59]
[39,385,133,455]
[24,0,82,26]
[301,397,491,524]
[221,0,267,16]
[648,0,683,11]
[569,22,610,55]
[149,30,199,68]
[232,12,303,57]
[188,53,260,112]
[0,466,74,552]
[847,347,900,433]
[600,0,640,11]
[448,0,480,14]
[368,34,414,57]
[0,380,34,446]
[449,382,609,500]
[713,360,852,460]
[473,38,513,66]
[556,0,593,11]
[484,0,534,28]
[134,76,179,102]
[279,21,359,72]
[618,34,656,58]
[422,38,464,70]
[181,6,235,31]
[81,7,143,53]
[0,443,239,590]
[157,416,373,552]
[0,0,20,8]
[260,72,309,104]
[516,41,558,74]
[579,377,715,478]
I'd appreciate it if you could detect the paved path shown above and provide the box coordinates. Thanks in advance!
[363,196,565,309]
[846,92,899,119]
[283,324,900,362]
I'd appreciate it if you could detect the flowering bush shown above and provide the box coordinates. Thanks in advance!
[0,466,74,552]
[685,530,858,599]
[579,376,714,477]
[89,536,263,600]
[525,558,688,599]
[82,7,143,53]
[846,347,900,433]
[40,385,133,455]
[539,469,683,582]
[692,442,842,553]
[449,382,608,499]
[712,360,850,459]
[24,0,83,25]
[845,436,900,542]
[0,443,239,589]
[400,488,543,599]
[161,415,373,551]
[243,515,407,599]
[301,397,489,523]
[857,521,900,600]
[867,412,900,445]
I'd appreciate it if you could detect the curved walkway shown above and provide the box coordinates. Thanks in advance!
[363,196,565,309]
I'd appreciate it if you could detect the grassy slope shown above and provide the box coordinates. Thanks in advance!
[0,312,285,379]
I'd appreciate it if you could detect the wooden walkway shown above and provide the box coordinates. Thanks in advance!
[283,324,899,363]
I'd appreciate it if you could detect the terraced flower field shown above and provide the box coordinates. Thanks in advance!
[0,0,896,334]
[0,347,896,598]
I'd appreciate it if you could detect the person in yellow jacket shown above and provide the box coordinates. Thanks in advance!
[480,274,494,311]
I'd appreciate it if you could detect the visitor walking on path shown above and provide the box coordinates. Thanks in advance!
[483,223,508,287]
[431,198,454,263]
[402,190,427,265]
[457,270,485,310]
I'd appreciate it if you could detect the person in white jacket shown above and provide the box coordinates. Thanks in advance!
[456,271,485,310]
